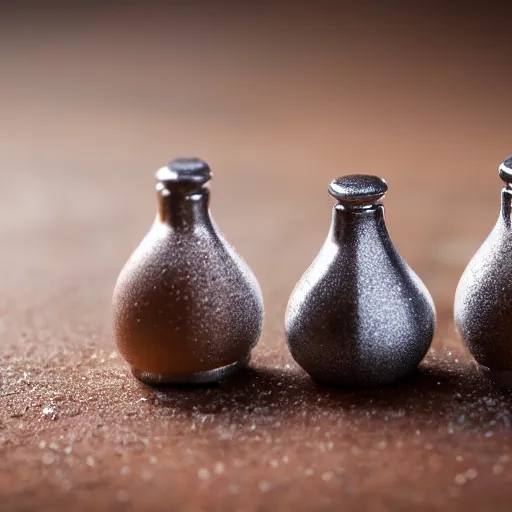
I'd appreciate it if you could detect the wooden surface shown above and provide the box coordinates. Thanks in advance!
[1,5,512,511]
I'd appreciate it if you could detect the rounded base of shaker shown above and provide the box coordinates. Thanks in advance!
[131,356,250,386]
[478,363,512,389]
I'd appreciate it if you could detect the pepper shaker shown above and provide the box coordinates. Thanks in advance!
[455,157,512,387]
[112,158,264,385]
[285,174,436,386]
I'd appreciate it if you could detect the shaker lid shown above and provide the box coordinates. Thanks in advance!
[498,156,512,184]
[328,174,388,206]
[156,158,211,186]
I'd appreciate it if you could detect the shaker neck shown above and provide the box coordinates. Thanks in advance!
[157,185,211,230]
[329,203,386,241]
[501,188,512,226]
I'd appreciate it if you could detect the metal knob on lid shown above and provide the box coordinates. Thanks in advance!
[156,158,212,194]
[498,156,512,186]
[328,174,388,207]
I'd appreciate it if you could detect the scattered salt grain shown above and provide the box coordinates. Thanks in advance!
[493,464,504,475]
[42,406,58,420]
[466,468,478,480]
[214,462,225,475]
[454,474,467,485]
[258,481,271,492]
[198,468,210,481]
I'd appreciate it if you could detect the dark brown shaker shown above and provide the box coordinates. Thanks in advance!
[455,156,512,388]
[112,158,264,385]
[285,175,436,387]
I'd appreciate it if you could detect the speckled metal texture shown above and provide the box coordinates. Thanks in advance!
[285,174,436,387]
[112,158,264,385]
[455,157,512,387]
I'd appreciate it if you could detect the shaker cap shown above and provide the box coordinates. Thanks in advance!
[156,158,212,186]
[328,174,388,206]
[498,157,512,185]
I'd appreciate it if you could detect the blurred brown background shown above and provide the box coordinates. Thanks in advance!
[1,2,512,511]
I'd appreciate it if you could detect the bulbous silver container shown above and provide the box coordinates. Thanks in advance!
[285,174,436,387]
[112,158,264,385]
[455,156,512,388]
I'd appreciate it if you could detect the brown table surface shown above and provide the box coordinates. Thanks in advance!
[2,4,512,511]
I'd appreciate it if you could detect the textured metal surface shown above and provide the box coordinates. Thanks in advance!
[112,158,264,385]
[285,175,436,387]
[455,157,512,387]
